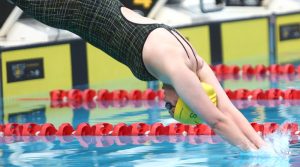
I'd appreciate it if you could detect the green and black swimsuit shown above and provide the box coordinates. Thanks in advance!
[10,0,197,81]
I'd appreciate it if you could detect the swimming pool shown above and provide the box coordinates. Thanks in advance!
[0,74,300,167]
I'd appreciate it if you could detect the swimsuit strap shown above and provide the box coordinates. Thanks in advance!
[167,28,199,71]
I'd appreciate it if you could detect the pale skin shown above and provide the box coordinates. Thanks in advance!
[122,7,266,151]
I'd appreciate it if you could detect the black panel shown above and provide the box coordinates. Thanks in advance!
[209,23,223,65]
[70,40,88,89]
[280,23,300,41]
[226,0,262,6]
[6,58,44,83]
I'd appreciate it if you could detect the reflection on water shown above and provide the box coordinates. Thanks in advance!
[0,136,224,147]
[0,135,295,167]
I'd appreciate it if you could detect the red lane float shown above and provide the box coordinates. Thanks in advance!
[50,88,300,107]
[211,64,299,75]
[57,123,74,136]
[94,123,113,136]
[269,64,281,74]
[214,64,240,75]
[83,89,97,102]
[97,89,110,101]
[128,90,143,100]
[250,89,266,100]
[22,123,41,136]
[242,64,255,75]
[50,89,163,102]
[234,89,250,100]
[281,64,295,74]
[0,122,299,137]
[254,64,267,75]
[226,88,300,100]
[142,89,157,100]
[265,89,284,100]
[50,90,67,101]
[251,122,279,136]
[284,89,300,100]
[39,123,57,136]
[214,64,227,75]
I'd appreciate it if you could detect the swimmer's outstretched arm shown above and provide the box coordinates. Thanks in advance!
[196,61,266,148]
[152,30,266,149]
[146,56,258,151]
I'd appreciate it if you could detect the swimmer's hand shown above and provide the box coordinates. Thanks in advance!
[248,143,291,157]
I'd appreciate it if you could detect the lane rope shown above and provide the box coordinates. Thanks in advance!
[211,64,300,76]
[49,88,300,103]
[1,133,298,147]
[1,122,298,137]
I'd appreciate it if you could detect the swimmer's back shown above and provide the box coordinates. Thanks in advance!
[11,0,173,80]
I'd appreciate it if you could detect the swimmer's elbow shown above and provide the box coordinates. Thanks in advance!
[207,116,231,132]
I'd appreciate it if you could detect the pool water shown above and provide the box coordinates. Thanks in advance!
[0,76,300,167]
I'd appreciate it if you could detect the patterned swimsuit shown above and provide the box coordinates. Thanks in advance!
[10,0,197,81]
